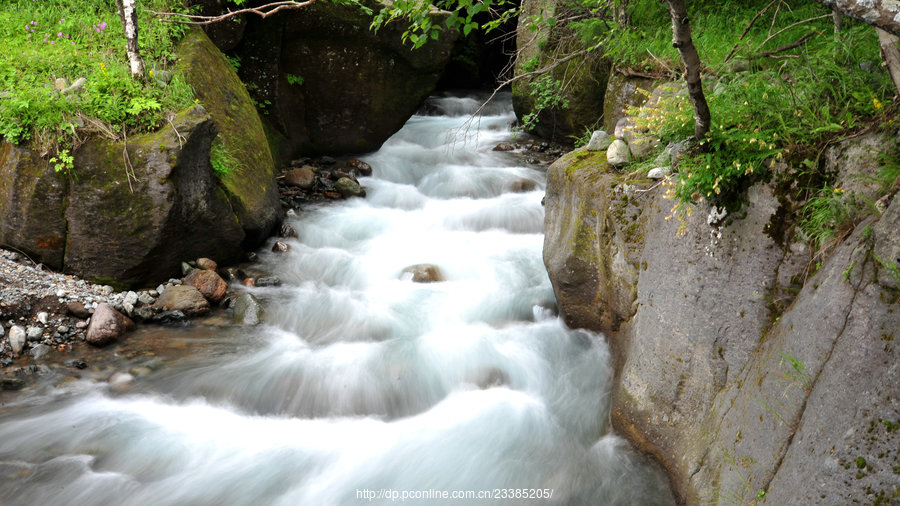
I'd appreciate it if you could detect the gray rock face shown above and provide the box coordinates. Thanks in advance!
[153,285,210,316]
[542,143,899,504]
[231,0,456,157]
[232,293,263,325]
[86,302,134,347]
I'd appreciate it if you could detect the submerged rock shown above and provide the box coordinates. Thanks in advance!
[401,264,444,283]
[232,293,264,325]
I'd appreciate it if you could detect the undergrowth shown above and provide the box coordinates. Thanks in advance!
[0,0,195,154]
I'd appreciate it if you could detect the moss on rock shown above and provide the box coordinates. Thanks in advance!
[176,27,281,245]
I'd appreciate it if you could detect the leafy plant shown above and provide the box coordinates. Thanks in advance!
[210,137,240,177]
[49,148,74,175]
[285,73,304,86]
[520,74,569,132]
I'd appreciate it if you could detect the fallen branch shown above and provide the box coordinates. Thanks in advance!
[754,13,831,53]
[149,0,316,25]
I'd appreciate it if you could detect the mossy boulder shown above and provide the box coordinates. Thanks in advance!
[65,105,244,286]
[229,0,456,159]
[602,72,654,134]
[177,27,281,246]
[511,0,611,140]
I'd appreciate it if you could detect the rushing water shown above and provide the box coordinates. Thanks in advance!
[0,93,674,505]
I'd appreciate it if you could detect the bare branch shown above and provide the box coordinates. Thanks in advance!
[149,1,316,25]
[724,0,780,63]
[754,13,831,52]
[757,30,818,58]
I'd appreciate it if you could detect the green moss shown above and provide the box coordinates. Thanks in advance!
[175,28,276,231]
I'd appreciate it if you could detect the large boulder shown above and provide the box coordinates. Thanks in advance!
[543,136,900,504]
[229,0,456,159]
[64,105,245,287]
[1,29,280,287]
[177,28,281,246]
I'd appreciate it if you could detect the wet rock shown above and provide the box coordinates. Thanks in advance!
[401,264,445,283]
[86,303,135,347]
[65,359,88,369]
[347,159,373,176]
[181,262,195,276]
[129,366,153,377]
[509,180,537,193]
[67,301,92,318]
[335,177,366,198]
[197,257,218,271]
[586,130,612,152]
[221,266,245,282]
[153,285,210,316]
[8,326,26,354]
[137,292,155,305]
[1,376,25,391]
[254,276,281,287]
[232,293,264,325]
[272,241,290,253]
[284,167,316,189]
[133,307,154,321]
[493,143,515,152]
[184,268,228,304]
[152,310,189,325]
[470,367,510,389]
[29,343,51,360]
[279,223,298,238]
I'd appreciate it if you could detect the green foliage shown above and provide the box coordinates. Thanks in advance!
[371,0,517,49]
[285,73,304,86]
[49,148,74,174]
[520,74,569,132]
[798,186,871,253]
[0,0,195,149]
[210,136,240,177]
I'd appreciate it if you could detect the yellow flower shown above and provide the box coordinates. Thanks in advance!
[834,188,845,194]
[873,98,883,111]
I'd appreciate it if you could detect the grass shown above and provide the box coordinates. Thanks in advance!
[562,0,897,242]
[0,0,195,154]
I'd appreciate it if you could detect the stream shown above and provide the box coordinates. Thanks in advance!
[0,93,674,505]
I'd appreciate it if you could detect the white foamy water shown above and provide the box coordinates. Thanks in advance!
[0,93,674,505]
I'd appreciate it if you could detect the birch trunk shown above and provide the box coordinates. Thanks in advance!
[116,0,145,79]
[666,0,710,140]
[876,28,900,96]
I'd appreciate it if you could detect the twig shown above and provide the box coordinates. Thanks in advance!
[149,0,316,25]
[724,0,780,63]
[122,127,136,194]
[758,30,817,58]
[646,49,675,76]
[755,14,831,52]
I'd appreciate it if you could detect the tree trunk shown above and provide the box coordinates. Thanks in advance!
[810,0,900,38]
[666,0,710,140]
[116,0,145,79]
[877,28,900,96]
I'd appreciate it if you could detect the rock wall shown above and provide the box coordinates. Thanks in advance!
[221,0,456,160]
[543,141,899,503]
[511,0,611,140]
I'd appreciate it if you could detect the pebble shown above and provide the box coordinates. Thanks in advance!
[26,326,43,341]
[37,311,49,324]
[75,321,88,329]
